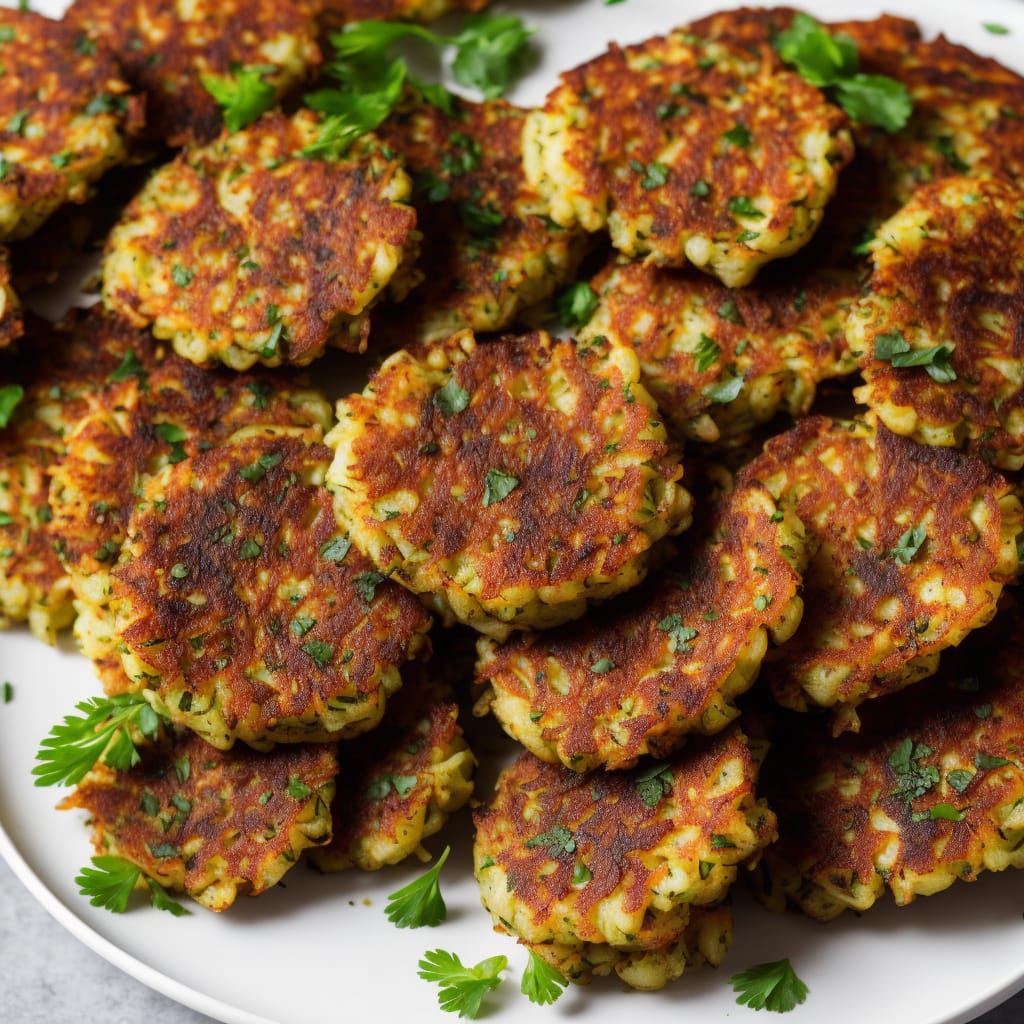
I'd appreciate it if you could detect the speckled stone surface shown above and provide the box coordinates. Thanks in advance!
[2,855,1022,1024]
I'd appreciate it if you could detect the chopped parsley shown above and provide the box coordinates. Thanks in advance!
[634,763,674,807]
[525,824,575,857]
[434,377,471,417]
[888,738,940,804]
[556,281,598,330]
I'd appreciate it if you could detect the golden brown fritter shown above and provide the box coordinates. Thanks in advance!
[473,727,775,988]
[474,479,806,772]
[0,8,142,242]
[102,110,419,370]
[110,432,433,749]
[744,414,1022,730]
[63,730,337,911]
[757,590,1024,921]
[327,329,691,639]
[0,249,22,348]
[311,662,474,871]
[523,27,853,286]
[0,310,134,644]
[850,176,1024,470]
[580,253,860,443]
[65,0,320,147]
[835,20,1024,211]
[374,93,585,344]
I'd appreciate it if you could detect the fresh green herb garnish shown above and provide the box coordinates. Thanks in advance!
[301,639,334,668]
[703,375,744,404]
[775,13,912,132]
[76,855,190,916]
[434,377,471,417]
[201,63,278,133]
[556,281,598,330]
[694,333,721,373]
[983,22,1010,35]
[525,824,575,857]
[0,384,23,428]
[354,570,386,604]
[946,768,975,794]
[731,958,809,1013]
[285,774,312,800]
[107,351,147,383]
[418,949,508,1019]
[34,694,162,788]
[319,535,351,564]
[874,330,957,382]
[656,613,698,653]
[483,469,519,508]
[634,762,674,808]
[385,845,450,928]
[521,950,568,1006]
[888,737,939,804]
[889,524,927,565]
[928,802,966,822]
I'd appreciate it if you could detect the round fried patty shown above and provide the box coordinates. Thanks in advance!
[757,589,1024,920]
[327,329,691,638]
[580,253,860,443]
[744,414,1022,729]
[375,93,585,345]
[475,479,806,771]
[523,26,853,286]
[110,432,433,748]
[473,727,775,987]
[102,110,419,369]
[65,0,320,147]
[64,730,338,911]
[0,8,141,243]
[851,175,1024,470]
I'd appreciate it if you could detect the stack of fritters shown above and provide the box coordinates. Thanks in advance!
[0,0,1022,989]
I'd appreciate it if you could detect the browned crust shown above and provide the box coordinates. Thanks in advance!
[762,590,1024,906]
[476,480,803,770]
[65,0,320,146]
[64,731,338,899]
[0,248,22,348]
[747,415,1017,711]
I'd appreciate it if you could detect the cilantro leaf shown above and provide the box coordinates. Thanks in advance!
[34,693,162,788]
[731,958,809,1013]
[449,14,534,100]
[385,845,450,928]
[76,855,190,916]
[434,377,471,417]
[888,737,940,804]
[0,384,23,428]
[889,524,927,565]
[200,63,277,133]
[556,281,598,330]
[483,469,519,508]
[418,949,508,1019]
[774,13,911,133]
[521,950,567,1006]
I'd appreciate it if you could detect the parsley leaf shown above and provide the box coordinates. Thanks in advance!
[694,333,721,373]
[703,375,744,404]
[888,737,940,804]
[107,350,147,383]
[418,949,508,1019]
[354,570,386,604]
[34,693,162,788]
[774,13,911,132]
[521,950,568,1006]
[385,845,450,928]
[200,63,277,133]
[525,824,576,857]
[483,469,519,507]
[634,762,674,807]
[556,281,598,330]
[0,384,23,428]
[731,958,809,1013]
[76,855,189,916]
[434,377,471,417]
[889,524,927,565]
[449,14,535,100]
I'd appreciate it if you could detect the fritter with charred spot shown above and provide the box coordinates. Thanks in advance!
[757,590,1024,921]
[375,93,586,345]
[109,431,433,749]
[473,727,775,988]
[63,730,337,911]
[311,662,474,872]
[327,329,691,639]
[851,176,1024,470]
[474,479,806,772]
[0,8,142,243]
[65,0,320,147]
[523,27,853,286]
[102,110,419,370]
[744,414,1022,731]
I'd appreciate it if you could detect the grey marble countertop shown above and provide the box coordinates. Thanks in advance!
[3,856,1022,1024]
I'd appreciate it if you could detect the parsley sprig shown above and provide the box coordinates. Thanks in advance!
[521,950,568,1006]
[384,845,450,928]
[731,957,810,1013]
[33,693,162,788]
[304,14,534,159]
[775,13,912,132]
[201,63,278,133]
[76,855,190,917]
[418,949,508,1019]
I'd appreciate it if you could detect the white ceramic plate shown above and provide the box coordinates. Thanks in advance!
[4,1,1024,1022]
